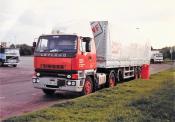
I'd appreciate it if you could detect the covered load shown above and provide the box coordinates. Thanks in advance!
[90,21,151,68]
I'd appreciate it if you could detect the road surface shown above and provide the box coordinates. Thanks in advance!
[0,57,79,120]
[0,57,173,120]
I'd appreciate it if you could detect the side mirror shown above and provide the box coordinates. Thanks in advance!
[33,42,36,48]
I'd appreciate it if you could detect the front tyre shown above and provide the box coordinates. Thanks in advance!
[82,76,93,95]
[42,89,56,95]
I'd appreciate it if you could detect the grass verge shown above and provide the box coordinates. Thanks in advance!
[4,69,175,122]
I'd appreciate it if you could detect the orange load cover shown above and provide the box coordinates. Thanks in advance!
[141,64,150,80]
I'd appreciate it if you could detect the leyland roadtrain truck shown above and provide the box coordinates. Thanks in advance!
[32,21,151,95]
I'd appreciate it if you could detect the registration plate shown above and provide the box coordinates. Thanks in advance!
[46,79,57,86]
[8,59,16,63]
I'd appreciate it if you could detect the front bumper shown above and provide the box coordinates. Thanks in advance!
[3,58,20,65]
[154,59,163,62]
[32,77,84,92]
[3,62,19,65]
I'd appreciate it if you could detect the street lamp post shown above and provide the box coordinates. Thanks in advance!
[170,47,173,61]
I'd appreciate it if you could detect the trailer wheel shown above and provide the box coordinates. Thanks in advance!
[135,73,138,79]
[134,68,139,79]
[108,71,116,87]
[42,89,55,95]
[82,76,93,95]
[118,70,123,82]
[137,67,141,79]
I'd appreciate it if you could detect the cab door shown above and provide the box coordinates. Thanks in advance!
[79,37,96,70]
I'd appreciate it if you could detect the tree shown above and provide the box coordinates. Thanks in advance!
[160,46,175,60]
[10,44,15,48]
[16,44,33,56]
[151,46,154,50]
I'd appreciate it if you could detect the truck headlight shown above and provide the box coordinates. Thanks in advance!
[32,78,39,83]
[71,81,76,86]
[32,78,36,83]
[36,73,40,77]
[36,79,40,83]
[67,81,76,86]
[67,81,72,86]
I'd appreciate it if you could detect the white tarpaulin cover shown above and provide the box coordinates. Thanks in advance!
[90,21,151,68]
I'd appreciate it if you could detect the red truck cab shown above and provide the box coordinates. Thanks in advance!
[32,34,96,95]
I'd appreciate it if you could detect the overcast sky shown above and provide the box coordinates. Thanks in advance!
[0,0,175,48]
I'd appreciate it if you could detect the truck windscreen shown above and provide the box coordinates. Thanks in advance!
[36,35,77,53]
[155,53,163,57]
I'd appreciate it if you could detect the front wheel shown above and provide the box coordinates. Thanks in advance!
[42,89,56,96]
[82,76,93,95]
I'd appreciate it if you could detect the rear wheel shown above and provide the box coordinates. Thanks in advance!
[108,70,116,87]
[118,70,123,82]
[151,59,154,64]
[134,68,138,79]
[0,62,3,67]
[82,76,93,95]
[137,67,141,79]
[42,89,56,95]
[13,64,17,67]
[134,67,141,79]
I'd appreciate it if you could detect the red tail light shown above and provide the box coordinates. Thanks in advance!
[72,74,78,80]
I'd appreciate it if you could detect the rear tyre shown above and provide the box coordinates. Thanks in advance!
[118,70,123,82]
[82,76,93,95]
[137,67,141,79]
[108,70,116,87]
[134,68,139,79]
[0,62,3,67]
[151,59,154,64]
[42,89,56,95]
[13,64,17,67]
